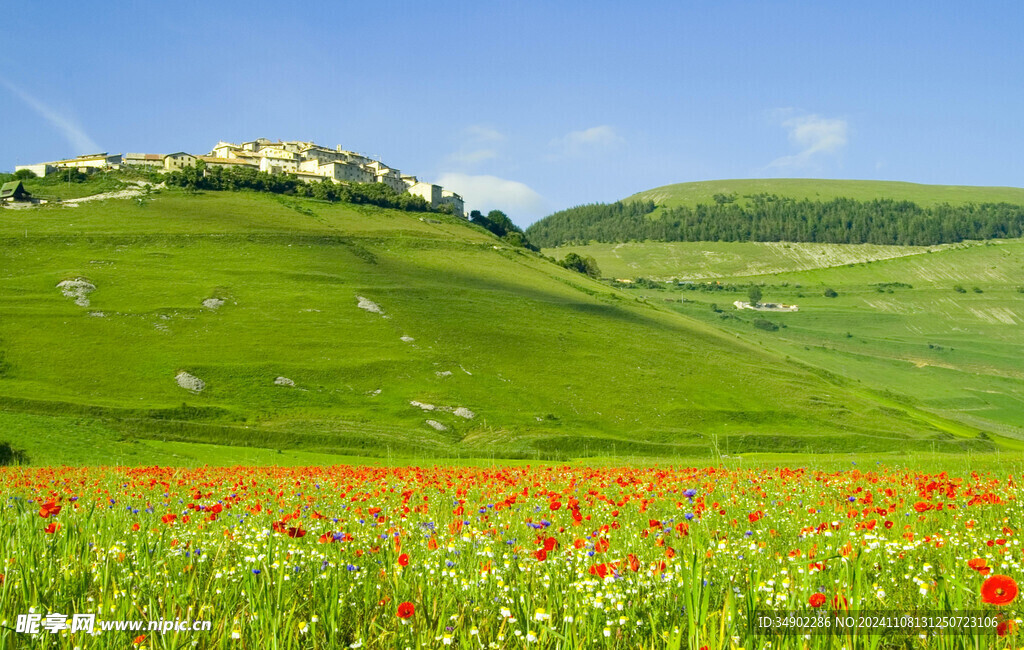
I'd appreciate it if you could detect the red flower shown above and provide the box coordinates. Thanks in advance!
[161,513,177,524]
[748,510,763,523]
[594,538,610,553]
[549,501,561,511]
[133,635,146,645]
[427,537,438,551]
[533,549,547,561]
[398,553,409,566]
[286,526,306,538]
[39,500,61,518]
[997,619,1017,637]
[397,601,415,619]
[44,522,59,534]
[981,575,1018,606]
[808,593,826,608]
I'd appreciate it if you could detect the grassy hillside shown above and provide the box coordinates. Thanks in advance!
[544,240,975,281]
[627,178,1024,208]
[0,187,993,464]
[590,239,1024,441]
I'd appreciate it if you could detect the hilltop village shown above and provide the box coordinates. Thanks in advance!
[14,138,464,216]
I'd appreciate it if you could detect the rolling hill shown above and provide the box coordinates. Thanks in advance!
[0,184,996,465]
[625,178,1024,208]
[536,179,1024,446]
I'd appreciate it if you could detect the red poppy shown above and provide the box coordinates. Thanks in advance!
[968,558,991,575]
[397,553,409,566]
[549,501,561,511]
[286,526,306,538]
[397,601,415,619]
[543,537,558,551]
[39,500,61,518]
[427,538,438,551]
[161,513,177,524]
[997,619,1017,637]
[808,593,826,608]
[533,549,547,561]
[981,575,1018,606]
[44,522,59,534]
[594,538,610,553]
[627,553,640,572]
[133,635,146,645]
[748,510,763,523]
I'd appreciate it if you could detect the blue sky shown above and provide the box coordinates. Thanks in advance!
[2,1,1022,225]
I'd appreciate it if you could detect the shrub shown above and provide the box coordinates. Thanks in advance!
[13,168,37,180]
[823,287,838,298]
[953,285,966,293]
[0,441,29,466]
[753,318,779,332]
[972,287,983,293]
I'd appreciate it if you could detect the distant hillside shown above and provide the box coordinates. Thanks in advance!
[0,186,995,464]
[626,178,1024,208]
[526,179,1024,248]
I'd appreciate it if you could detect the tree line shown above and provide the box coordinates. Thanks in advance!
[164,162,446,213]
[524,195,1024,247]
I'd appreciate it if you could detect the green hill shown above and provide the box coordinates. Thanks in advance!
[0,186,997,464]
[548,238,1024,442]
[526,178,1024,249]
[626,178,1024,208]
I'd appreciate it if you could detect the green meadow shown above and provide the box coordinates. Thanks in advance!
[0,187,996,465]
[553,238,1024,443]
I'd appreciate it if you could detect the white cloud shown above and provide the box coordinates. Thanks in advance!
[464,125,505,143]
[0,78,100,154]
[436,172,546,219]
[550,125,623,156]
[766,113,847,170]
[447,148,498,165]
[444,125,506,169]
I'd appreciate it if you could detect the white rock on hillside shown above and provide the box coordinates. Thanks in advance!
[425,420,448,431]
[453,407,476,419]
[356,296,384,315]
[57,279,96,307]
[175,371,205,393]
[202,298,225,309]
[410,400,436,411]
[274,376,295,387]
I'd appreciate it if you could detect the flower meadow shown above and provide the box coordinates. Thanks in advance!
[0,464,1021,649]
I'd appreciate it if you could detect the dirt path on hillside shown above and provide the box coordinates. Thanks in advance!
[61,181,164,206]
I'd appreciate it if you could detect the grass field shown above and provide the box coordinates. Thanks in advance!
[554,238,1024,442]
[625,178,1024,209]
[0,187,996,465]
[544,240,978,281]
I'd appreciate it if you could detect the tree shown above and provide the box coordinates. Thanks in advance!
[559,253,601,278]
[13,169,36,180]
[748,285,762,305]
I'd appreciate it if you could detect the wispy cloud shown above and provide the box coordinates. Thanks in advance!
[445,125,506,169]
[766,111,847,171]
[447,148,498,165]
[464,125,505,143]
[0,78,99,154]
[436,172,546,220]
[550,125,623,156]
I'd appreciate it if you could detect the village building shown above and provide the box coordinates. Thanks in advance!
[1,180,32,203]
[13,138,467,217]
[163,152,197,171]
[123,153,165,168]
